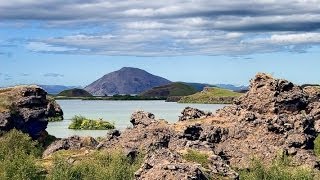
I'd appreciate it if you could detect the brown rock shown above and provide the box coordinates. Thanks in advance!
[179,107,211,121]
[134,149,208,180]
[130,111,156,127]
[0,85,63,138]
[43,135,98,157]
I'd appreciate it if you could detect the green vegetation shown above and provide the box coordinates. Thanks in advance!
[68,115,115,130]
[48,116,63,122]
[182,149,209,168]
[140,82,198,98]
[239,156,315,180]
[0,129,144,179]
[57,88,93,97]
[178,87,242,104]
[46,96,64,122]
[314,135,320,157]
[0,129,44,179]
[47,150,143,180]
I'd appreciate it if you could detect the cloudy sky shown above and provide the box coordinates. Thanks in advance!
[1,0,320,87]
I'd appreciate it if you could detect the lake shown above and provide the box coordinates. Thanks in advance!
[47,100,226,138]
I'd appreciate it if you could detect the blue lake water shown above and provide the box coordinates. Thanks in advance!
[47,100,226,138]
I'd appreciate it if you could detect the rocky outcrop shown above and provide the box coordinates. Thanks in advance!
[179,107,212,121]
[210,73,320,168]
[41,73,320,179]
[135,149,208,180]
[43,135,98,157]
[0,85,63,139]
[46,97,63,121]
[130,111,157,127]
[101,111,173,151]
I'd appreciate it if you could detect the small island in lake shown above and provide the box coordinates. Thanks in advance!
[68,115,115,130]
[56,88,93,98]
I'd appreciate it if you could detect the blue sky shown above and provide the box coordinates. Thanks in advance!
[1,0,320,87]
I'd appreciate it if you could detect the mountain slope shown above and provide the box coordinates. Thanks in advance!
[182,82,215,91]
[178,87,243,104]
[214,84,248,91]
[85,67,171,96]
[57,88,92,97]
[140,82,197,97]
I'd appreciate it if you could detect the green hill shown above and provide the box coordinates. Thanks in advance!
[57,88,93,97]
[140,82,197,98]
[178,87,243,104]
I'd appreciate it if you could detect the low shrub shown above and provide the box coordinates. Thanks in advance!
[68,115,115,130]
[0,129,44,179]
[239,155,314,180]
[47,150,143,180]
[182,149,209,168]
[314,135,320,157]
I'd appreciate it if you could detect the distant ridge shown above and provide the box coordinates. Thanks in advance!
[140,82,197,98]
[84,67,171,96]
[57,88,92,97]
[38,85,78,95]
[182,82,215,91]
[214,84,248,91]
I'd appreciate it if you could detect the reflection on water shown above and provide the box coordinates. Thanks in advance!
[47,100,226,138]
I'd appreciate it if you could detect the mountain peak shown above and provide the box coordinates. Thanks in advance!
[119,67,141,71]
[85,68,171,96]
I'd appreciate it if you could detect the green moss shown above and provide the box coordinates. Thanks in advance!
[47,150,144,180]
[314,135,320,157]
[182,149,209,168]
[178,87,242,104]
[239,156,315,180]
[68,115,115,130]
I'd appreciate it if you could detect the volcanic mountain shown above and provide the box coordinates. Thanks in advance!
[84,67,171,96]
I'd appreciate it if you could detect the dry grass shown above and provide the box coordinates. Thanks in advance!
[0,92,13,113]
[0,88,16,113]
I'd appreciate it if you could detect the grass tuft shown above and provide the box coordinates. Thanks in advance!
[182,149,209,168]
[47,150,143,180]
[239,155,315,180]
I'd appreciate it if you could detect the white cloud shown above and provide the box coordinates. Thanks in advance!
[26,42,78,52]
[0,0,319,56]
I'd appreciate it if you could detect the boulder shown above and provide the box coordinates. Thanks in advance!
[234,73,308,114]
[211,73,320,169]
[130,111,156,127]
[43,135,98,157]
[0,86,63,138]
[134,149,208,180]
[179,107,211,121]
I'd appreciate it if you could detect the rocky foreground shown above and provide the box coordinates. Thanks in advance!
[42,73,320,179]
[1,73,320,180]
